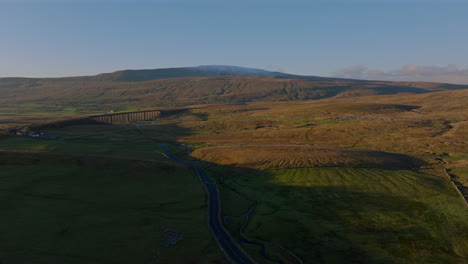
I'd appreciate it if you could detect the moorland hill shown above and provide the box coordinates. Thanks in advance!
[1,66,467,109]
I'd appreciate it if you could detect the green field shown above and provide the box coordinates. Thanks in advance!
[220,167,468,263]
[0,137,167,161]
[0,137,226,263]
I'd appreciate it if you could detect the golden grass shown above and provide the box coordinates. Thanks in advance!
[191,145,423,170]
[2,89,468,158]
[147,89,466,157]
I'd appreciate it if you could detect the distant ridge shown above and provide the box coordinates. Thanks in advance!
[90,65,298,82]
[1,65,468,108]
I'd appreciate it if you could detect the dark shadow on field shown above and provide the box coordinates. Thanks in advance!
[184,155,468,264]
[186,111,209,121]
[135,122,196,142]
[372,86,429,94]
[225,107,271,113]
[29,109,203,142]
[0,118,225,264]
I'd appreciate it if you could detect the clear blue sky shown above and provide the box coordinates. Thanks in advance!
[1,0,467,83]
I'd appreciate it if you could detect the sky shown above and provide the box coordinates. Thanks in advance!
[1,0,468,84]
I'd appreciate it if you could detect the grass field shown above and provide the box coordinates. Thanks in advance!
[99,93,468,157]
[0,137,168,161]
[219,167,468,263]
[0,136,227,263]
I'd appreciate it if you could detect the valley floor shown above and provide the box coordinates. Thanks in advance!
[1,93,468,263]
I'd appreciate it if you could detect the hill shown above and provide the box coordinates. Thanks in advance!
[1,66,467,111]
[91,65,295,82]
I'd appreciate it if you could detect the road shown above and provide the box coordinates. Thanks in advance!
[160,144,256,264]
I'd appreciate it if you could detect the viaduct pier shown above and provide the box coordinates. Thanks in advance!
[89,110,162,124]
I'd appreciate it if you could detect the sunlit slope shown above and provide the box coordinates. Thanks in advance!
[224,167,468,263]
[146,89,468,156]
[191,145,424,170]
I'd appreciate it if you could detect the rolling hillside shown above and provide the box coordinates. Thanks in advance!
[1,67,468,263]
[1,66,467,110]
[191,145,424,170]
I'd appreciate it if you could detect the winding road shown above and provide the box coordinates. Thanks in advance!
[160,144,256,264]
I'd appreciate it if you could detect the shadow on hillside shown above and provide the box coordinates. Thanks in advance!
[373,86,429,94]
[25,109,202,142]
[184,154,467,264]
[138,122,197,142]
[267,185,463,263]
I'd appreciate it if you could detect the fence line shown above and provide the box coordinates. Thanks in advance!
[443,168,468,207]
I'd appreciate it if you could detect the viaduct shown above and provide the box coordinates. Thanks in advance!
[89,110,162,124]
[9,109,171,133]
